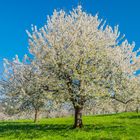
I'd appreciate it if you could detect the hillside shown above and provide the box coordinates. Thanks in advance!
[0,112,139,140]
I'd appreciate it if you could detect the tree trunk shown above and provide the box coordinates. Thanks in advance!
[73,107,83,128]
[124,105,128,112]
[136,107,139,113]
[34,109,38,123]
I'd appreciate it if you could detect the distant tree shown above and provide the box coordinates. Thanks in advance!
[0,55,57,122]
[128,79,140,113]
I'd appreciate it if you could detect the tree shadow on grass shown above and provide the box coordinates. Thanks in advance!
[94,113,117,117]
[118,115,140,119]
[0,122,126,139]
[0,122,73,139]
[83,124,125,132]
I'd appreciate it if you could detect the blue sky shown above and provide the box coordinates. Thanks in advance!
[0,0,140,73]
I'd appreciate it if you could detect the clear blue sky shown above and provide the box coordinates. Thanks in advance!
[0,0,140,72]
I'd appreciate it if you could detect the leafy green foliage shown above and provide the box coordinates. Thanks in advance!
[0,112,139,140]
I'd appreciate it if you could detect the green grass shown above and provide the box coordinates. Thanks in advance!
[0,112,140,140]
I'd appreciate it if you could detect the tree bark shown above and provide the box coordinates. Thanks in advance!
[34,109,38,123]
[73,107,83,128]
[136,107,139,113]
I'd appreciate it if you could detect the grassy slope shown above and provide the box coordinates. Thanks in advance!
[0,112,139,140]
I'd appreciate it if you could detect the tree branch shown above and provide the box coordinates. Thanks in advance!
[111,95,134,104]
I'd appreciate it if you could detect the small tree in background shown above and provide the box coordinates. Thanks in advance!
[0,55,57,122]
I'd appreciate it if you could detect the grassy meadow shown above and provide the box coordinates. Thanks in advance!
[0,112,139,140]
